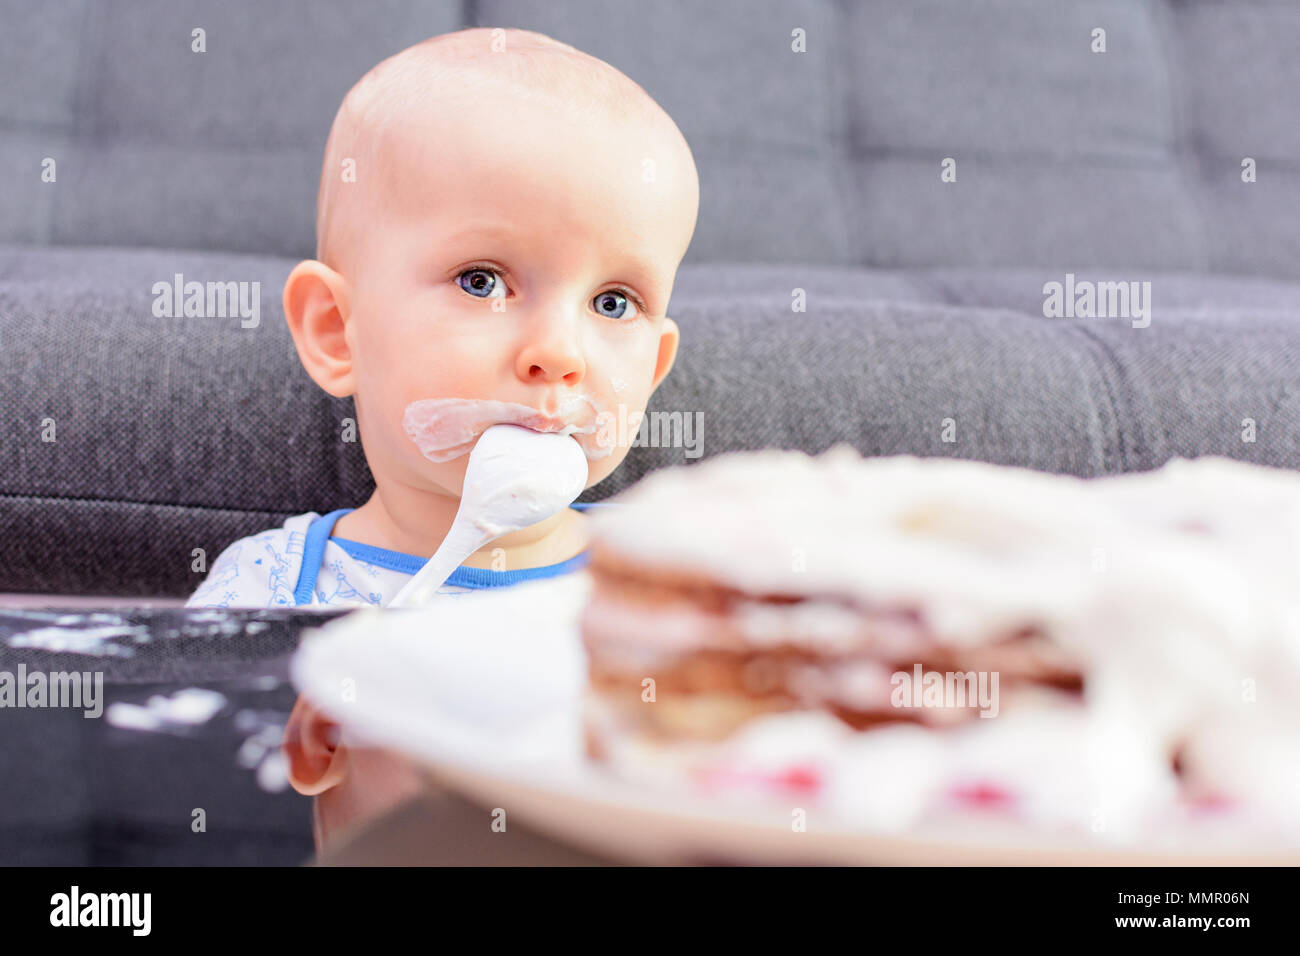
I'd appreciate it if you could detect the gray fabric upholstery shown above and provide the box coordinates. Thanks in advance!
[2,0,1298,276]
[4,244,1299,595]
[1,0,1299,595]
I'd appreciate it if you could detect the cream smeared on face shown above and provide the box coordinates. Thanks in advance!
[402,396,612,463]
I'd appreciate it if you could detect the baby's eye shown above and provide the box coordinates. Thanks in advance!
[593,289,638,320]
[457,267,507,299]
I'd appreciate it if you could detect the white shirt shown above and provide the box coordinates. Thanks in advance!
[185,508,591,609]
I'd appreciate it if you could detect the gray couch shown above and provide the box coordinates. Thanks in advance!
[3,0,1299,601]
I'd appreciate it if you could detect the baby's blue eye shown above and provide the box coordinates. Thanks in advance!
[457,268,506,298]
[593,290,636,319]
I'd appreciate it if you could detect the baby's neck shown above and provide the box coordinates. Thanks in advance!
[331,483,587,569]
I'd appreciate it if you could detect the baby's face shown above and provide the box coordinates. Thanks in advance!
[340,85,697,497]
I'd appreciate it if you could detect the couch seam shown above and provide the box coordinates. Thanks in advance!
[1060,323,1144,473]
[1153,0,1215,274]
[0,490,296,518]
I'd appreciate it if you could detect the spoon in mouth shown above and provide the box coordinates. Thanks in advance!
[387,423,590,608]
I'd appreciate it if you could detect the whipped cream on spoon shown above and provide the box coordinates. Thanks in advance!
[387,424,589,608]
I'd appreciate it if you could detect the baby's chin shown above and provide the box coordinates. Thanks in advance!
[579,445,630,490]
[408,454,473,499]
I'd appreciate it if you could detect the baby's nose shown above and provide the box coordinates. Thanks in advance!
[516,327,586,386]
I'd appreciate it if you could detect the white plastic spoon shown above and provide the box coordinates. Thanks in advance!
[387,423,590,608]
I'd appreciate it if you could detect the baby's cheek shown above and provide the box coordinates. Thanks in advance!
[362,339,486,418]
[603,372,633,401]
[587,352,654,406]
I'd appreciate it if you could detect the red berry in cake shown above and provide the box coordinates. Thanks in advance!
[948,780,1016,811]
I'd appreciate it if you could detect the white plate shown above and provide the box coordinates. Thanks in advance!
[291,579,1300,865]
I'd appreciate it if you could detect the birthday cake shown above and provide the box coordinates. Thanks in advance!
[579,447,1300,842]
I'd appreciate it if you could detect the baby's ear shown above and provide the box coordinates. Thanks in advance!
[283,260,356,398]
[650,315,680,391]
[282,694,348,796]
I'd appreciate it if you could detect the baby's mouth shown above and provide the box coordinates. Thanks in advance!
[402,396,602,463]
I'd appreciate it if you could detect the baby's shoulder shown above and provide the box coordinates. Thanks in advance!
[185,513,320,609]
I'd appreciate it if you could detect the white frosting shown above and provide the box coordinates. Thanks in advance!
[105,688,227,732]
[456,424,589,538]
[582,591,878,656]
[733,600,877,652]
[387,424,590,607]
[595,447,1107,643]
[7,624,149,657]
[591,448,1300,834]
[403,395,605,463]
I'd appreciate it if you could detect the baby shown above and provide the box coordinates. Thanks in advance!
[186,26,698,610]
[185,26,698,858]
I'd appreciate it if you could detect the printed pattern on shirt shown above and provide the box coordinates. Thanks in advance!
[185,512,557,609]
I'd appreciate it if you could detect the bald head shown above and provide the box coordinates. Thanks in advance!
[315,28,697,273]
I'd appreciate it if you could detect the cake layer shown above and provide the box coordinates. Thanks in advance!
[585,448,1112,647]
[582,582,1083,684]
[579,448,1300,838]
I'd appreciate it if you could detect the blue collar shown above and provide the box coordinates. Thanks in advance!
[292,505,596,606]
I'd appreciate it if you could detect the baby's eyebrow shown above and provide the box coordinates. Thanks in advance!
[439,223,516,247]
[616,255,660,284]
[609,255,666,302]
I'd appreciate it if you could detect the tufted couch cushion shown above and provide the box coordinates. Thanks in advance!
[1,0,1297,276]
[4,244,1299,595]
